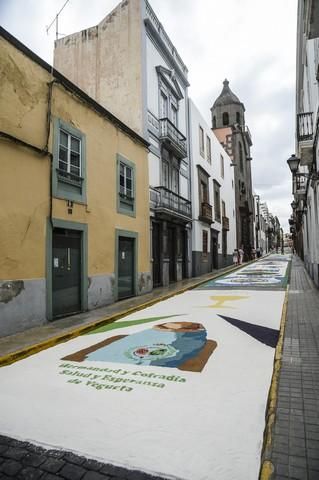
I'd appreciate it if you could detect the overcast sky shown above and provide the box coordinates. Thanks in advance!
[1,0,297,231]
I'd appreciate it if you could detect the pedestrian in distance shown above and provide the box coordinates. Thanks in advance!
[238,247,244,265]
[256,247,261,258]
[232,249,239,265]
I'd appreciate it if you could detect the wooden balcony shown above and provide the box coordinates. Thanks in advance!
[199,202,213,224]
[297,112,313,141]
[222,216,230,231]
[159,118,187,159]
[297,112,314,166]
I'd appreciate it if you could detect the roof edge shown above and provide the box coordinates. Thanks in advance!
[0,26,149,149]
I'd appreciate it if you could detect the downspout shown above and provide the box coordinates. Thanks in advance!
[46,80,56,228]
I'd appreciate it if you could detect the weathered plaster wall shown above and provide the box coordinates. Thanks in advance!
[0,34,151,336]
[54,0,144,135]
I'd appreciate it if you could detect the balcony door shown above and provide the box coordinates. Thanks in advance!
[200,181,208,203]
[160,92,168,119]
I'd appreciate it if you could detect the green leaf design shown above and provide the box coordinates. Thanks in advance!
[84,314,184,335]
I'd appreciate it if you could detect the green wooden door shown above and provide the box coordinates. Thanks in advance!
[118,237,135,299]
[52,228,81,317]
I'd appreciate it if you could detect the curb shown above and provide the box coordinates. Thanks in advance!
[259,279,290,479]
[0,260,258,368]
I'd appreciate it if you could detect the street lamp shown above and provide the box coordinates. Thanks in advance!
[287,154,300,174]
[287,154,319,182]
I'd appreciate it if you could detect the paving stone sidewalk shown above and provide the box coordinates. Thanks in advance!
[266,255,319,480]
[0,434,164,480]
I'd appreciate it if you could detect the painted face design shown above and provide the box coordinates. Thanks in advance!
[85,322,209,368]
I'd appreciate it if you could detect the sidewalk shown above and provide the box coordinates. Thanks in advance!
[262,255,319,480]
[0,263,243,364]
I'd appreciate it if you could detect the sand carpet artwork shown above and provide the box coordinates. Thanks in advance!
[0,254,290,480]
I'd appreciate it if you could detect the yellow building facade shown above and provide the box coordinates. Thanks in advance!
[0,28,151,336]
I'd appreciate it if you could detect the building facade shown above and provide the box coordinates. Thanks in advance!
[211,80,254,259]
[54,0,192,287]
[188,100,236,275]
[290,0,319,286]
[0,28,151,336]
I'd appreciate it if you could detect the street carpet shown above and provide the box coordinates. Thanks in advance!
[0,254,291,480]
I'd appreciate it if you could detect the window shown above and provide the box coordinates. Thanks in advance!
[236,112,241,124]
[160,92,168,118]
[213,116,217,129]
[53,119,86,203]
[202,230,208,254]
[222,112,229,126]
[239,142,244,172]
[162,160,169,188]
[120,163,133,199]
[220,154,224,178]
[58,130,81,181]
[222,200,226,218]
[171,104,178,126]
[200,181,208,203]
[199,126,205,156]
[206,136,211,163]
[117,154,135,216]
[214,181,221,222]
[172,167,179,194]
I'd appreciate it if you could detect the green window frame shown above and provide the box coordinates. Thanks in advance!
[52,118,87,204]
[117,153,136,217]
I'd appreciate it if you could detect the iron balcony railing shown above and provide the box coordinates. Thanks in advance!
[199,202,213,224]
[150,186,191,219]
[222,216,230,231]
[297,112,313,141]
[159,118,187,159]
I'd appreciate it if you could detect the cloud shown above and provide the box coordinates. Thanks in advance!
[1,0,298,230]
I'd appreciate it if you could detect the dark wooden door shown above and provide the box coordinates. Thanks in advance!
[52,228,81,318]
[152,222,161,287]
[168,227,176,282]
[211,234,218,270]
[118,237,135,299]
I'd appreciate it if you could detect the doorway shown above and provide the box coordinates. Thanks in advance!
[152,222,161,287]
[118,236,135,299]
[211,232,219,270]
[168,227,176,282]
[52,228,81,318]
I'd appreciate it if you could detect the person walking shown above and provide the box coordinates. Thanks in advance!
[232,249,239,265]
[238,247,244,265]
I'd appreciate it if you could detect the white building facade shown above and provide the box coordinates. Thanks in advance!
[291,0,319,286]
[54,0,192,287]
[188,100,236,275]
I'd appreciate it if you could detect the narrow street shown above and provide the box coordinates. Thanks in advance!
[0,254,291,480]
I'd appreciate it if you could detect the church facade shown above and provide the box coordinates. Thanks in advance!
[211,80,255,257]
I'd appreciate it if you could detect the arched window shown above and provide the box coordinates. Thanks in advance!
[213,116,217,128]
[239,142,244,172]
[222,112,229,126]
[236,112,240,124]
